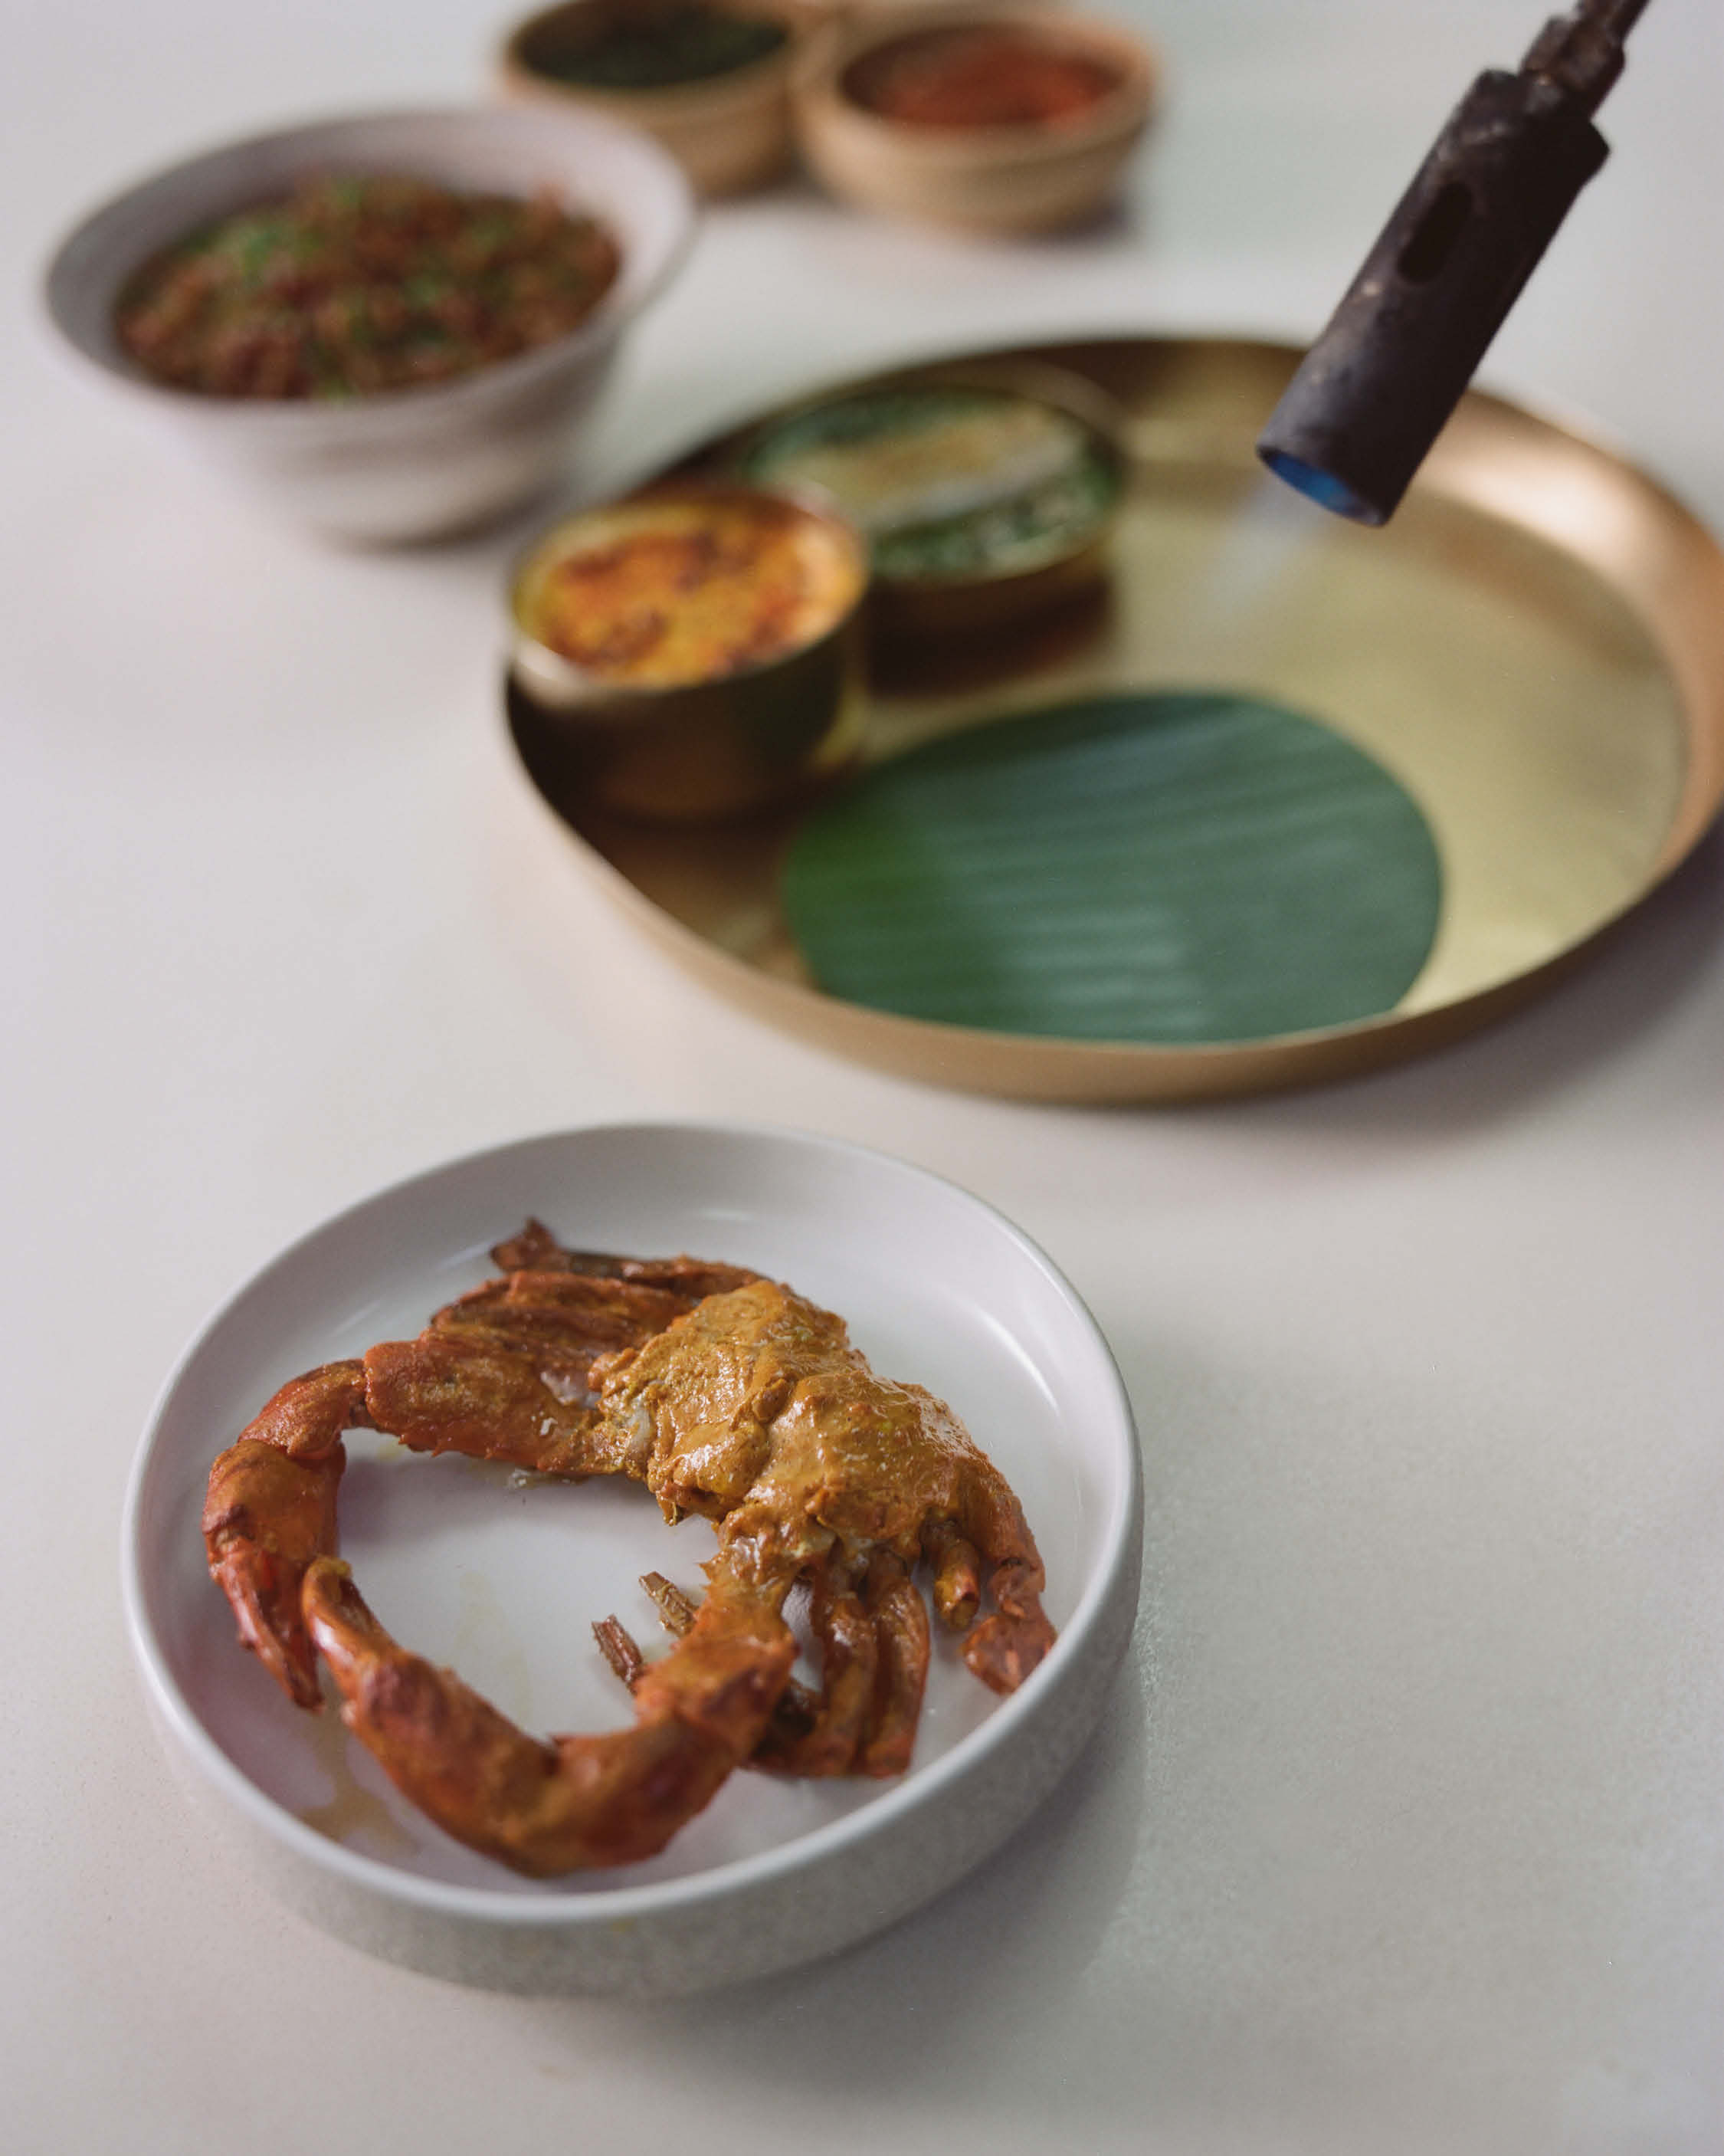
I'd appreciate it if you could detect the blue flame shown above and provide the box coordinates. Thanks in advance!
[1259,451,1385,527]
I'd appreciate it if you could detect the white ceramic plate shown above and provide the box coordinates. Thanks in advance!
[123,1124,1141,1994]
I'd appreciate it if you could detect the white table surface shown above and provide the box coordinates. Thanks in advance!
[7,2,1724,2150]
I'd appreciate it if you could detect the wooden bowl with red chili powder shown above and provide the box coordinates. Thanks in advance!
[794,3,1156,235]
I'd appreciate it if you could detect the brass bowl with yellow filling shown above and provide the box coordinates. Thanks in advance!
[509,483,870,822]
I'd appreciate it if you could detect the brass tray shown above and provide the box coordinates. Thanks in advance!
[505,336,1724,1102]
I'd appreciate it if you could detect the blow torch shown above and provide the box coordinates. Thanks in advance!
[1257,0,1654,524]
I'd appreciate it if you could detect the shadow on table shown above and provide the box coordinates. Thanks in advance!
[533,1638,1152,2113]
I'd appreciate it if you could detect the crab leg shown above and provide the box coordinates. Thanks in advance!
[764,1566,883,1777]
[621,1567,884,1777]
[435,1268,700,1360]
[202,1360,369,1708]
[640,1568,701,1636]
[925,1520,982,1631]
[363,1268,706,1474]
[854,1551,931,1777]
[360,1334,639,1478]
[947,1481,1057,1695]
[489,1219,761,1301]
[622,1560,928,1780]
[660,1571,849,1769]
[302,1554,797,1875]
[205,1267,700,1705]
[594,1574,828,1767]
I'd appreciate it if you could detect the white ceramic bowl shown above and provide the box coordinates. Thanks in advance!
[43,107,695,543]
[122,1123,1142,1995]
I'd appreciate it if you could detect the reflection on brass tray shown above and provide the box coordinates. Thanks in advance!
[504,336,1724,1102]
[866,574,1115,697]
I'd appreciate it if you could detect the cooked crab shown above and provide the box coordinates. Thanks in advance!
[202,1222,1055,1876]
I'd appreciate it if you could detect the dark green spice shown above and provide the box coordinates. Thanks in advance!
[870,450,1118,579]
[526,5,787,90]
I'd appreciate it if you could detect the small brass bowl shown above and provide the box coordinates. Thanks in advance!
[509,483,870,822]
[733,359,1128,645]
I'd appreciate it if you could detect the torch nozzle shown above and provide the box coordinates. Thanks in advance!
[1257,0,1650,525]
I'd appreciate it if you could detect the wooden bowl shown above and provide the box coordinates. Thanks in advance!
[500,0,807,197]
[792,2,1156,235]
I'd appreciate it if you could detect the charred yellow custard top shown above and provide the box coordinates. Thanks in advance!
[517,491,865,689]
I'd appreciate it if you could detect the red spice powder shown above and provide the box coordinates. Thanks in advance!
[846,25,1122,130]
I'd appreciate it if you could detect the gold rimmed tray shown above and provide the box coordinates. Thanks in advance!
[505,336,1724,1102]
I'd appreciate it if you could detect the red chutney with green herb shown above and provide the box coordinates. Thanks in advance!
[115,174,620,400]
[844,25,1122,130]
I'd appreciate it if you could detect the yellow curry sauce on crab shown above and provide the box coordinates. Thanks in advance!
[513,487,867,690]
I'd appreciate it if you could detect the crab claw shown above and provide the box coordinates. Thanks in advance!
[201,1360,364,1705]
[301,1554,798,1875]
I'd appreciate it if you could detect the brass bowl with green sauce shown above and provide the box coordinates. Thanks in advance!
[735,365,1128,639]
